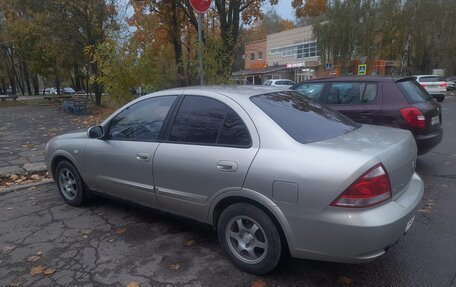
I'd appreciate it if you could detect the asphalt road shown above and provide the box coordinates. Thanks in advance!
[1,97,455,287]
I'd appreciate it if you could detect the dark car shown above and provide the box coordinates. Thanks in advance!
[291,77,442,155]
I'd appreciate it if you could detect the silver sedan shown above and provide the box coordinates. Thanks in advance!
[45,86,423,274]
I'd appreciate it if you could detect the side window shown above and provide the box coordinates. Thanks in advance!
[294,83,324,101]
[264,80,272,86]
[326,82,377,105]
[169,96,251,147]
[108,96,177,141]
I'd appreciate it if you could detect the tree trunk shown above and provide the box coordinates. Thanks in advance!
[32,75,40,95]
[22,62,32,95]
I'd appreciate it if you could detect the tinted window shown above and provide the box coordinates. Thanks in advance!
[218,110,251,146]
[169,96,251,146]
[108,96,177,141]
[419,76,442,82]
[397,80,431,103]
[264,80,272,86]
[326,82,377,104]
[251,91,359,144]
[294,83,324,100]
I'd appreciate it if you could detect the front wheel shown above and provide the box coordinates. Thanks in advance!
[217,203,282,274]
[55,160,88,207]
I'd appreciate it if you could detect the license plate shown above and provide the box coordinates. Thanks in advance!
[405,215,415,233]
[431,116,439,125]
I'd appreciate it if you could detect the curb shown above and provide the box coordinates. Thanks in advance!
[0,179,54,195]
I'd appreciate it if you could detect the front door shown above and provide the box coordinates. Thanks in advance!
[84,95,178,207]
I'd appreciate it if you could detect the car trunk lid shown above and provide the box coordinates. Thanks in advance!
[312,125,417,198]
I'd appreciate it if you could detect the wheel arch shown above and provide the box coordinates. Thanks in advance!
[50,151,80,180]
[209,190,295,255]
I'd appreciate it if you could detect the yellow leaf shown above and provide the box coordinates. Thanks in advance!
[43,267,56,275]
[127,281,140,287]
[115,227,127,235]
[169,263,181,270]
[30,265,45,275]
[250,279,267,287]
[183,239,195,247]
[81,228,93,235]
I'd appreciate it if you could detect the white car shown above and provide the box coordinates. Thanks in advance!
[414,75,447,102]
[263,79,295,88]
[44,87,58,95]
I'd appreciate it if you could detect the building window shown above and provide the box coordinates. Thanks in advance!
[250,53,255,60]
[258,52,263,60]
[269,42,319,59]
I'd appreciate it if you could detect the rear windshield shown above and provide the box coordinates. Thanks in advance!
[251,91,359,144]
[418,76,442,82]
[396,80,431,103]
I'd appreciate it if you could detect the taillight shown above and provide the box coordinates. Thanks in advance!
[420,83,427,88]
[330,164,392,208]
[400,107,426,129]
[440,83,447,88]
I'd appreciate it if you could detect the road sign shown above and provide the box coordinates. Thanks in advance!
[189,0,211,14]
[325,63,332,70]
[358,64,367,76]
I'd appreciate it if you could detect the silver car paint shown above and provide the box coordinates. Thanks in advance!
[46,86,424,263]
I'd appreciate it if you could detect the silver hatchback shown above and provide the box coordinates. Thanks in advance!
[45,86,423,274]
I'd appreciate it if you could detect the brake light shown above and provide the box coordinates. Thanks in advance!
[440,83,447,88]
[420,83,427,87]
[330,164,392,208]
[400,107,426,129]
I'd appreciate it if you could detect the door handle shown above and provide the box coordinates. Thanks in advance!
[360,111,373,117]
[217,160,238,172]
[136,152,151,162]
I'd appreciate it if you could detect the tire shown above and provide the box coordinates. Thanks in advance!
[55,160,88,207]
[217,203,282,274]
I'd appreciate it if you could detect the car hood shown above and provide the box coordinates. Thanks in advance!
[311,124,417,198]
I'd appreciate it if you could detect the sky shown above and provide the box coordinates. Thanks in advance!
[264,0,295,20]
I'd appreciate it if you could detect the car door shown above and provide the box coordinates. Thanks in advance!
[153,93,259,221]
[322,81,382,124]
[83,95,178,207]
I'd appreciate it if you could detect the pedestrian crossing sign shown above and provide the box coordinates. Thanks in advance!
[358,64,367,75]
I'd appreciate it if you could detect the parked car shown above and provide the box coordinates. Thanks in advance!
[414,75,447,102]
[44,87,58,95]
[445,76,456,91]
[62,87,76,94]
[46,86,423,274]
[263,79,295,88]
[291,77,442,155]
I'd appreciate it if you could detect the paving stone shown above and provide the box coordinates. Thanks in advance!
[0,166,25,178]
[23,162,47,173]
[8,159,28,165]
[29,155,45,162]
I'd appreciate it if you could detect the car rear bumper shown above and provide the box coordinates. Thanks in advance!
[286,173,424,263]
[415,127,443,155]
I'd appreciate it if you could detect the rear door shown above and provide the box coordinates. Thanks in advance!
[322,81,382,124]
[153,93,259,221]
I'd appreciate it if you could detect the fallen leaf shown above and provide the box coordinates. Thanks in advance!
[43,267,56,275]
[183,239,195,247]
[36,251,43,256]
[81,228,93,235]
[30,174,40,180]
[30,265,45,275]
[10,174,18,180]
[26,143,33,149]
[1,245,16,253]
[31,202,37,205]
[26,255,41,262]
[115,227,127,235]
[250,279,267,287]
[127,281,140,287]
[6,207,14,211]
[169,263,181,270]
[337,275,353,286]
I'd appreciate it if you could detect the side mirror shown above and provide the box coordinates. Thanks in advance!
[88,126,104,139]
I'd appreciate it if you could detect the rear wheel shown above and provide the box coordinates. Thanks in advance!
[55,161,88,206]
[218,203,282,274]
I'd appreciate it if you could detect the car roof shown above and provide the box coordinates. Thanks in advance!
[292,76,416,85]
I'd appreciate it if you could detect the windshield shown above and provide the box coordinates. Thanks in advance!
[251,91,359,144]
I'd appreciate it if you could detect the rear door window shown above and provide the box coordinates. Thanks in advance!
[396,80,432,103]
[168,96,251,147]
[418,76,442,82]
[293,82,325,100]
[325,82,377,105]
[251,91,359,144]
